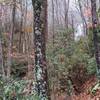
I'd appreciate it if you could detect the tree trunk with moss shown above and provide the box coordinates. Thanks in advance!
[32,0,50,99]
[91,0,100,78]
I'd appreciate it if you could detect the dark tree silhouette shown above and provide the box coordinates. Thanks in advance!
[91,0,100,78]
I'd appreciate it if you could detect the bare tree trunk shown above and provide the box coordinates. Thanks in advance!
[52,0,55,46]
[23,0,27,54]
[0,35,5,78]
[51,0,56,98]
[91,0,100,78]
[78,0,88,35]
[71,14,75,40]
[99,0,100,8]
[64,0,70,29]
[0,4,5,78]
[55,0,59,26]
[32,0,50,99]
[19,0,23,53]
[7,0,16,78]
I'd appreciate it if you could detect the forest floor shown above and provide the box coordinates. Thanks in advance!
[12,53,100,100]
[55,76,100,100]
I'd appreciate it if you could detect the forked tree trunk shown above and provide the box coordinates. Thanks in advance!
[32,0,50,99]
[91,0,100,78]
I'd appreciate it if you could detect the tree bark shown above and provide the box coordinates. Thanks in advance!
[0,34,5,77]
[64,0,70,29]
[32,0,50,99]
[78,0,88,35]
[91,0,100,78]
[19,0,24,53]
[0,4,5,78]
[7,0,16,78]
[52,0,55,47]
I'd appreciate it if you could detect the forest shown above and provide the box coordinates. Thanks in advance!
[0,0,100,100]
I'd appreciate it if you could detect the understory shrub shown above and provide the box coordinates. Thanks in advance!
[0,77,39,100]
[47,28,97,95]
